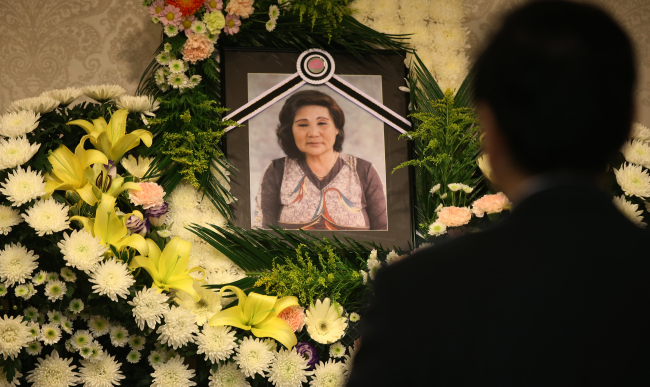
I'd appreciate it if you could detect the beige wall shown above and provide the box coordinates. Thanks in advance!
[1,0,649,127]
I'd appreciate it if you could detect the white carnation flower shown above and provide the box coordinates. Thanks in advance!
[79,353,124,387]
[44,280,66,302]
[614,163,650,198]
[309,360,347,387]
[89,259,135,302]
[40,323,62,345]
[613,195,646,227]
[157,306,198,349]
[109,325,129,347]
[630,122,650,143]
[0,166,46,206]
[6,96,59,114]
[0,205,23,235]
[621,139,650,168]
[128,287,169,330]
[115,95,160,114]
[58,230,108,273]
[0,136,40,170]
[268,348,311,387]
[41,87,83,106]
[26,350,79,387]
[234,336,275,378]
[208,362,250,387]
[0,314,31,359]
[195,325,237,363]
[151,356,196,387]
[22,198,70,236]
[82,84,126,102]
[174,282,222,326]
[0,110,40,138]
[0,242,38,286]
[120,155,157,181]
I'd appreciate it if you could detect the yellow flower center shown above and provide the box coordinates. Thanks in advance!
[227,19,235,28]
[183,19,192,29]
[166,12,175,21]
[155,6,163,13]
[209,1,217,8]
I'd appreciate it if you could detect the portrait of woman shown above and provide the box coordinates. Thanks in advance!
[253,89,387,230]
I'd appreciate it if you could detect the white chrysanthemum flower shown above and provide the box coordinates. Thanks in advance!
[163,24,179,37]
[168,73,190,89]
[151,356,196,387]
[266,19,277,32]
[44,280,66,302]
[268,348,311,387]
[366,257,381,280]
[82,85,126,102]
[621,139,650,168]
[304,298,348,345]
[60,267,76,282]
[631,122,650,142]
[234,337,275,378]
[109,325,129,348]
[128,335,145,351]
[430,183,441,195]
[309,360,347,387]
[27,340,43,355]
[128,287,169,330]
[0,110,40,138]
[41,87,83,106]
[189,75,202,87]
[115,95,160,114]
[349,312,360,322]
[0,205,23,235]
[14,283,29,298]
[208,362,250,387]
[68,298,84,314]
[0,369,22,387]
[40,323,62,345]
[0,136,40,170]
[61,318,73,334]
[120,155,157,181]
[27,350,78,387]
[0,314,31,359]
[88,316,110,337]
[24,306,38,321]
[614,163,650,198]
[47,310,63,324]
[195,325,237,363]
[79,345,93,359]
[32,270,47,285]
[46,272,59,282]
[359,270,368,284]
[155,68,168,85]
[329,342,345,358]
[6,96,59,115]
[168,60,186,74]
[71,329,93,350]
[0,166,46,206]
[156,51,172,65]
[127,350,141,364]
[613,195,646,227]
[174,282,222,326]
[190,20,207,34]
[89,259,135,302]
[0,242,38,286]
[22,198,70,236]
[79,353,124,387]
[148,350,165,367]
[156,306,198,349]
[58,230,108,273]
[428,221,447,236]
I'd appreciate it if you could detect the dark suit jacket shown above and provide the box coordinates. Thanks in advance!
[346,185,650,386]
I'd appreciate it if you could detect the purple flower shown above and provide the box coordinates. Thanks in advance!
[126,215,150,236]
[145,202,169,227]
[295,342,319,370]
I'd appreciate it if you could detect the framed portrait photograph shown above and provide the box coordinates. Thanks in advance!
[221,48,413,248]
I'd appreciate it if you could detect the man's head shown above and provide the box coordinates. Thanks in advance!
[474,0,636,189]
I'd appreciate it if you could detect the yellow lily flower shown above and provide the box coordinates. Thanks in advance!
[70,195,149,255]
[44,137,108,205]
[130,237,206,302]
[82,163,142,203]
[68,109,153,162]
[209,285,299,349]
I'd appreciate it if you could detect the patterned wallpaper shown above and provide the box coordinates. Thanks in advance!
[0,0,649,126]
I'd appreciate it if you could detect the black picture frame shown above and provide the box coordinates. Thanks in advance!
[221,47,414,249]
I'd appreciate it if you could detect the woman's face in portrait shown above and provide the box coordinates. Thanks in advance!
[292,105,339,157]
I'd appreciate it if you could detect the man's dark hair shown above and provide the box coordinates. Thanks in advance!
[474,0,636,174]
[277,90,345,159]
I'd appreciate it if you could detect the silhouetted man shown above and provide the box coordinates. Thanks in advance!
[346,1,650,385]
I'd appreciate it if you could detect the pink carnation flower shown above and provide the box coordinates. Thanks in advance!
[436,206,472,227]
[472,192,511,218]
[224,14,241,35]
[129,182,166,209]
[160,5,183,26]
[181,33,215,64]
[278,305,306,332]
[225,0,254,18]
[204,0,223,11]
[149,0,166,17]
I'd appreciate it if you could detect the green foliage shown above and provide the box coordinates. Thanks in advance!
[288,0,353,40]
[255,244,366,308]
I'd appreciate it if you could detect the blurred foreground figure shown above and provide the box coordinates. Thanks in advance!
[347,1,650,385]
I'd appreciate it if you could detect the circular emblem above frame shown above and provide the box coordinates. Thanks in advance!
[297,49,335,85]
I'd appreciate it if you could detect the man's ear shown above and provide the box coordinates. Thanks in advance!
[476,101,503,164]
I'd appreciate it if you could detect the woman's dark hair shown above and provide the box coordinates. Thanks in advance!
[474,0,636,175]
[277,90,345,159]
